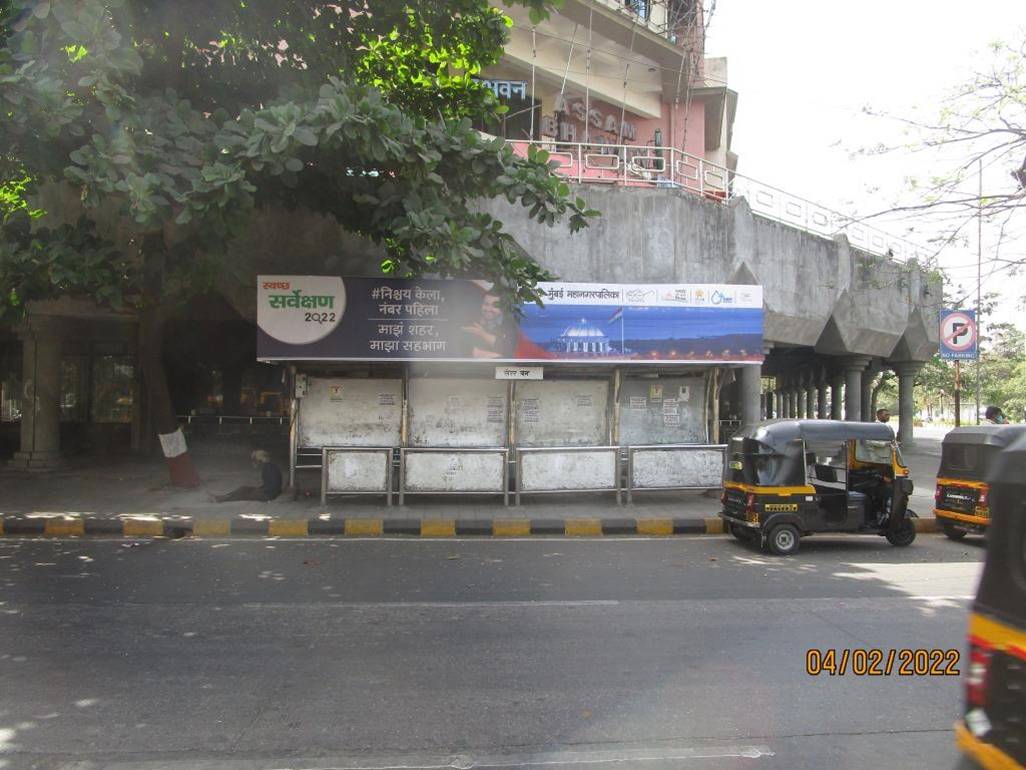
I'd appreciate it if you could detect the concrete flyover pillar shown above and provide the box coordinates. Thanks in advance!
[12,317,66,470]
[796,387,807,420]
[740,364,762,428]
[842,356,872,422]
[766,390,776,419]
[893,362,923,447]
[830,372,844,421]
[817,375,829,419]
[861,363,879,422]
[805,380,817,419]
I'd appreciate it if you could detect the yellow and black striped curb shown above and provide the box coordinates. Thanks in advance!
[0,515,939,538]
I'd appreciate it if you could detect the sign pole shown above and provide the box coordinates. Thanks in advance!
[954,360,961,428]
[976,158,983,425]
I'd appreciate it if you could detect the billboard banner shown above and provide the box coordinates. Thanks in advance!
[939,309,978,361]
[257,276,764,364]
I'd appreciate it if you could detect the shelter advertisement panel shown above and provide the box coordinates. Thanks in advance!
[257,276,763,364]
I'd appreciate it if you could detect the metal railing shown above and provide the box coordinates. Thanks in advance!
[321,446,394,506]
[177,414,288,436]
[625,443,725,504]
[507,139,929,262]
[515,446,622,505]
[399,447,509,506]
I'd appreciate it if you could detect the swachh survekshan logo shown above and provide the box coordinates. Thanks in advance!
[257,275,346,345]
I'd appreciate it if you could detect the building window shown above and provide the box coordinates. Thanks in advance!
[0,344,20,422]
[91,355,135,424]
[625,0,650,20]
[60,357,89,422]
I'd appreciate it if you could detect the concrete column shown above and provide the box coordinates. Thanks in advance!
[805,382,817,419]
[861,364,878,422]
[894,362,922,447]
[740,364,762,428]
[785,388,795,418]
[843,356,872,422]
[817,378,829,419]
[12,318,65,470]
[830,374,844,420]
[760,393,767,420]
[796,388,806,419]
[766,391,775,419]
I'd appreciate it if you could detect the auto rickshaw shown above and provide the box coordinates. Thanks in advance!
[935,425,1026,540]
[719,419,916,556]
[954,431,1026,769]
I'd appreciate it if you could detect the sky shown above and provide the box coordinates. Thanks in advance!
[704,0,1025,330]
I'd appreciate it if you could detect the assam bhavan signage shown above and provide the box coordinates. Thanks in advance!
[257,276,764,364]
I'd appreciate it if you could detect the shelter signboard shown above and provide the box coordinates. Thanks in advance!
[257,276,763,364]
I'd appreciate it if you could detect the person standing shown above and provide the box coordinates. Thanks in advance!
[984,406,1007,425]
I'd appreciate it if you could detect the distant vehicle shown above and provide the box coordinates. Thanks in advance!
[719,419,916,556]
[954,430,1026,769]
[935,425,1026,540]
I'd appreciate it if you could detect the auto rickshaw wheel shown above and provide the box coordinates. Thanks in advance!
[766,524,800,556]
[942,522,967,541]
[885,518,917,547]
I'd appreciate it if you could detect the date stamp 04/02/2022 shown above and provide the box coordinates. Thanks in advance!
[806,648,961,676]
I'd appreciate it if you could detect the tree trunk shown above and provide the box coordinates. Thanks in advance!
[871,374,890,415]
[139,304,200,487]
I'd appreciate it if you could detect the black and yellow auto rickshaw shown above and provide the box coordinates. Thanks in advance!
[955,431,1026,769]
[719,419,916,556]
[935,425,1026,541]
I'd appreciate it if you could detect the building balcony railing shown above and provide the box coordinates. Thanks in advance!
[507,139,929,263]
[594,0,702,48]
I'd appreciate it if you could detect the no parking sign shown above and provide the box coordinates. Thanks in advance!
[939,309,978,360]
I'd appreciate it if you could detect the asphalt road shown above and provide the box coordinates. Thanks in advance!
[0,533,987,770]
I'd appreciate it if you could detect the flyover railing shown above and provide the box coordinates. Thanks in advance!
[506,140,929,263]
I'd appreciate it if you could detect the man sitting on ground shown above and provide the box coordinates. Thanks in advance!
[209,449,283,503]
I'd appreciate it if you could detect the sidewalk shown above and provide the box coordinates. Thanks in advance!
[0,439,943,537]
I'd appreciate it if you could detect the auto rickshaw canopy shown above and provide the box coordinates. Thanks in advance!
[940,425,1026,482]
[732,419,898,451]
[977,431,1026,627]
[727,420,900,488]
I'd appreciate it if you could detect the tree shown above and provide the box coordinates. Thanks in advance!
[0,0,596,485]
[978,322,1026,421]
[856,36,1025,286]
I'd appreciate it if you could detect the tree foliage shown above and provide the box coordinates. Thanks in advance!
[857,35,1025,288]
[0,0,597,321]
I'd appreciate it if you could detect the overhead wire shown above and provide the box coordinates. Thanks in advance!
[508,22,731,87]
